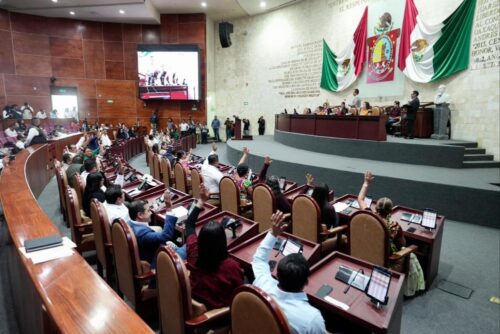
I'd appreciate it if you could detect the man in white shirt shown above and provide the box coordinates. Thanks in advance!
[4,125,18,138]
[348,88,361,109]
[35,109,48,119]
[201,153,224,194]
[180,120,189,137]
[15,135,25,151]
[24,118,47,146]
[2,107,11,119]
[21,103,33,119]
[252,211,326,334]
[103,185,131,224]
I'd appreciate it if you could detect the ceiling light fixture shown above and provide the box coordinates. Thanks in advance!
[69,11,75,15]
[260,1,266,8]
[201,2,207,7]
[52,0,58,3]
[119,10,125,14]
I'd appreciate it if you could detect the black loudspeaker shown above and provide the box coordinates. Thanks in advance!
[219,22,233,48]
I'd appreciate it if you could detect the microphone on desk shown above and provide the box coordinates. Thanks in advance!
[344,268,364,294]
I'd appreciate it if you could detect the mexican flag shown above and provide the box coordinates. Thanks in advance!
[321,7,368,92]
[398,0,476,83]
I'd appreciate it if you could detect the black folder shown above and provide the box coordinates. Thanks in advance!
[24,235,63,253]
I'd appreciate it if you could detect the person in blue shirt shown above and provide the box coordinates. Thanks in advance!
[252,211,326,334]
[211,116,221,142]
[127,198,186,267]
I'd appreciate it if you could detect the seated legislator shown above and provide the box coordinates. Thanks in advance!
[305,173,338,229]
[62,153,72,171]
[24,118,47,146]
[184,185,244,309]
[127,198,186,266]
[4,123,18,138]
[266,176,292,214]
[82,172,106,217]
[103,184,131,224]
[357,171,425,296]
[201,151,224,195]
[386,101,402,134]
[66,155,84,188]
[231,147,271,198]
[336,102,349,115]
[81,159,98,182]
[252,211,326,334]
[358,101,373,116]
[177,148,193,176]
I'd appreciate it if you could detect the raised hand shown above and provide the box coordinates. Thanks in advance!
[270,210,287,237]
[163,189,172,209]
[364,171,374,184]
[264,155,272,165]
[305,173,314,186]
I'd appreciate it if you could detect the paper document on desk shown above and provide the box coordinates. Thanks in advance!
[333,202,349,212]
[127,188,143,196]
[167,206,189,223]
[20,237,76,264]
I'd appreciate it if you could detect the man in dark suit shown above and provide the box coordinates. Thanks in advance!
[405,90,420,139]
[127,197,186,266]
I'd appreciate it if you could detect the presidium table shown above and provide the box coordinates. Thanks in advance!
[275,114,388,141]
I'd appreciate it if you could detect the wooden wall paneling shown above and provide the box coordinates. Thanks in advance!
[51,58,85,78]
[141,25,161,44]
[178,22,206,45]
[0,75,5,97]
[56,78,96,98]
[97,96,136,118]
[98,117,137,126]
[81,21,103,40]
[15,54,52,76]
[0,9,10,30]
[105,61,125,80]
[47,18,82,39]
[6,95,51,112]
[78,97,97,119]
[83,40,105,79]
[49,37,83,58]
[104,41,124,61]
[160,14,178,43]
[102,22,123,41]
[0,30,15,74]
[10,12,48,35]
[122,24,142,43]
[96,80,135,99]
[123,43,138,80]
[4,75,51,96]
[13,32,51,56]
[178,14,206,24]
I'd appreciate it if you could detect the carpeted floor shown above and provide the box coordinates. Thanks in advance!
[0,141,498,334]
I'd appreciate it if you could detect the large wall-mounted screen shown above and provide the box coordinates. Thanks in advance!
[137,45,200,101]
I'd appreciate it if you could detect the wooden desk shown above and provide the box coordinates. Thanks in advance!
[190,211,259,249]
[305,252,404,334]
[0,145,152,333]
[284,184,334,203]
[334,194,377,224]
[122,178,165,201]
[154,199,219,227]
[275,114,387,141]
[390,206,445,287]
[135,187,190,208]
[229,231,321,279]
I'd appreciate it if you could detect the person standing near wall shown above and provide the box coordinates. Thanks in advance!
[224,117,232,142]
[258,116,265,135]
[211,116,221,142]
[150,109,159,132]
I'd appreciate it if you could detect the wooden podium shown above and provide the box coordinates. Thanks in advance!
[233,116,253,140]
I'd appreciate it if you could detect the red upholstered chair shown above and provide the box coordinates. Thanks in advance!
[156,246,230,334]
[231,285,290,334]
[190,168,203,200]
[111,218,157,317]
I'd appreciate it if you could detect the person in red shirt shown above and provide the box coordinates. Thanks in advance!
[185,184,244,309]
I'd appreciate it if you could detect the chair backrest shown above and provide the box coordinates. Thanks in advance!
[160,157,173,188]
[174,162,188,193]
[73,173,85,208]
[220,176,240,215]
[348,210,390,267]
[252,184,276,233]
[148,150,155,176]
[349,107,358,115]
[65,186,82,243]
[231,285,290,334]
[111,218,144,305]
[152,154,161,180]
[371,106,381,116]
[55,167,66,212]
[156,246,193,334]
[90,199,111,270]
[190,168,202,199]
[291,195,320,243]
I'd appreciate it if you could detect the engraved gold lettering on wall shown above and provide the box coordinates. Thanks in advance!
[327,0,381,13]
[471,0,500,70]
[268,40,323,98]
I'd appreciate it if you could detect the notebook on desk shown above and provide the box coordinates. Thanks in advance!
[401,213,422,224]
[24,235,63,253]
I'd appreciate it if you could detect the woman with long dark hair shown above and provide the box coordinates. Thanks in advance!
[184,184,243,309]
[306,173,338,229]
[82,172,105,216]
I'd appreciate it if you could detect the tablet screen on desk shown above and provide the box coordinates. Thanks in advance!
[422,209,437,229]
[282,238,303,256]
[366,266,391,304]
